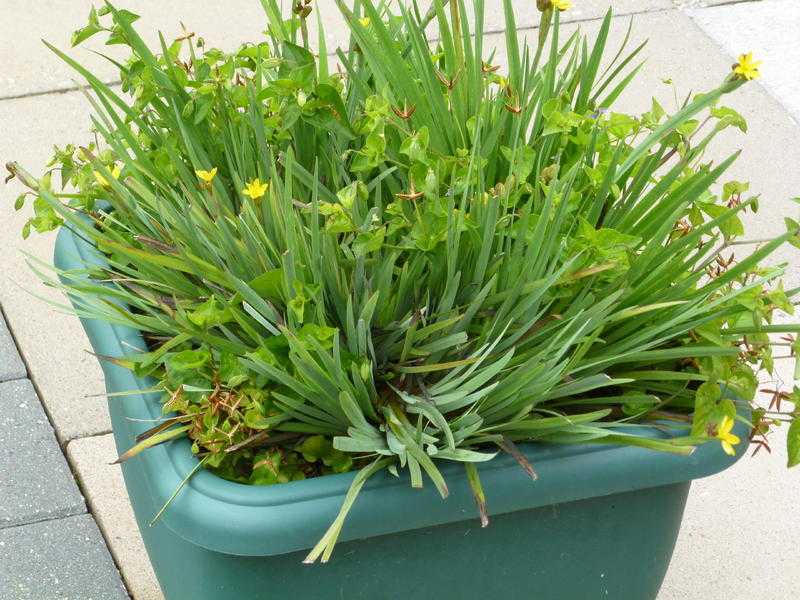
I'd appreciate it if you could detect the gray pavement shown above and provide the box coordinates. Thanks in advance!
[0,308,128,599]
[1,1,799,599]
[0,317,25,383]
[689,0,800,125]
[0,515,129,600]
[0,0,671,100]
[0,379,84,527]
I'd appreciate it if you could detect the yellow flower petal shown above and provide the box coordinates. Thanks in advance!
[733,52,762,81]
[716,416,740,455]
[242,178,268,200]
[719,415,734,436]
[94,164,121,188]
[358,17,371,27]
[196,167,217,183]
[723,432,740,446]
[552,0,572,10]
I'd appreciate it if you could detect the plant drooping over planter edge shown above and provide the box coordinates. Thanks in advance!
[8,0,800,562]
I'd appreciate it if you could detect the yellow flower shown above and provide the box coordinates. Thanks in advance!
[358,17,371,27]
[716,416,741,456]
[94,164,122,188]
[551,0,572,11]
[196,167,218,183]
[733,52,762,81]
[242,178,268,201]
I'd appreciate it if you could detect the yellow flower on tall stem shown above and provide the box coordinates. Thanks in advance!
[94,164,122,188]
[716,416,741,456]
[242,178,268,201]
[196,167,217,184]
[733,52,762,81]
[551,0,572,11]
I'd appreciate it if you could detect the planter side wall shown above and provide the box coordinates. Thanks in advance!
[130,465,690,600]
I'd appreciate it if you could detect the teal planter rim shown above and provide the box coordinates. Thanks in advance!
[55,225,750,558]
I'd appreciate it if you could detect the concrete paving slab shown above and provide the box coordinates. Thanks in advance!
[68,435,163,600]
[0,379,85,528]
[0,513,129,600]
[660,360,800,599]
[687,0,800,125]
[0,311,26,382]
[463,0,672,36]
[1,0,266,99]
[1,1,672,100]
[0,92,109,441]
[677,0,765,6]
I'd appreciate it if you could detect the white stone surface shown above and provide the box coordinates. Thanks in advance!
[0,1,671,99]
[0,0,266,99]
[0,90,110,441]
[661,357,800,599]
[676,0,757,7]
[688,0,800,125]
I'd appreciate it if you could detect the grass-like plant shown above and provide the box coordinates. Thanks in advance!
[8,0,800,562]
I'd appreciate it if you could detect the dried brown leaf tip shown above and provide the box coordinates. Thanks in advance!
[392,102,416,120]
[174,22,195,43]
[503,85,522,114]
[436,69,461,91]
[5,161,38,188]
[4,162,18,184]
[708,253,736,278]
[672,218,692,237]
[762,388,791,412]
[396,183,424,201]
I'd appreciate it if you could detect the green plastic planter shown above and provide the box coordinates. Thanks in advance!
[55,226,749,600]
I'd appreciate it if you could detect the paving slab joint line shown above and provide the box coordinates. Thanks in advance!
[0,375,30,383]
[0,513,134,600]
[0,79,123,102]
[74,427,115,440]
[0,3,678,103]
[0,304,76,448]
[0,510,91,533]
[0,303,28,382]
[683,0,800,128]
[456,5,676,39]
[699,0,761,7]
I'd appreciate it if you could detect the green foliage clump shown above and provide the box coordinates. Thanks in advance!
[9,0,800,562]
